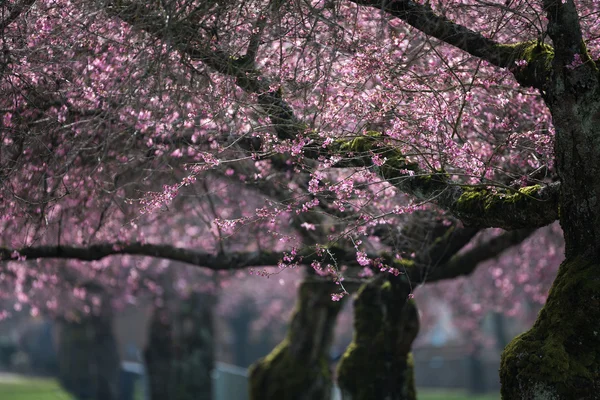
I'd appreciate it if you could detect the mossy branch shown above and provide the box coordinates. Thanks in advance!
[326,134,559,230]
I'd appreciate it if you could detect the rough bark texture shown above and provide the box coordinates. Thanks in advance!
[144,292,214,400]
[248,278,344,400]
[500,258,600,399]
[337,275,419,400]
[57,315,120,400]
[500,3,600,397]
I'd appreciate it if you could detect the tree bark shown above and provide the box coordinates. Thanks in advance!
[57,314,120,400]
[337,275,419,400]
[249,278,344,400]
[144,292,214,400]
[500,13,600,396]
[500,257,600,399]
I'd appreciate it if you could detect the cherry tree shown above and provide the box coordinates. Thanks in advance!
[1,0,599,399]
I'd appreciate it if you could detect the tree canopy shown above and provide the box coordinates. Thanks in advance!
[2,0,600,398]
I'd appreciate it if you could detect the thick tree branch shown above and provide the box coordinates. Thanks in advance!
[0,242,366,272]
[417,225,480,267]
[105,0,301,141]
[345,0,552,89]
[0,243,284,270]
[422,227,537,283]
[0,223,533,288]
[542,0,584,66]
[323,133,560,229]
[345,1,517,68]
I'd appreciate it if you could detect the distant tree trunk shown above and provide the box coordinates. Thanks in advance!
[229,303,254,367]
[492,312,508,351]
[249,278,344,400]
[57,313,120,400]
[337,275,419,400]
[144,292,214,400]
[144,307,173,400]
[467,344,486,394]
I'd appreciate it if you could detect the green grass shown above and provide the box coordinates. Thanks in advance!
[419,388,500,400]
[0,377,73,400]
[0,376,500,400]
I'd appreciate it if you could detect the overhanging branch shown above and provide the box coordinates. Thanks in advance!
[345,0,552,89]
[0,243,283,270]
[322,134,560,229]
[423,227,537,283]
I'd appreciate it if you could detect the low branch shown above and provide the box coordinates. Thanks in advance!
[0,243,285,270]
[0,224,533,288]
[423,227,537,283]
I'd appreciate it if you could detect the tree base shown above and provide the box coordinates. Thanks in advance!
[500,257,600,399]
[337,276,418,400]
[248,279,342,400]
[249,339,332,400]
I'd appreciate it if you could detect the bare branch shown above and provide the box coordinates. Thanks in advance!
[0,243,284,270]
[423,227,536,283]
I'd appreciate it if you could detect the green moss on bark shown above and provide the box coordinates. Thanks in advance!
[249,279,343,400]
[339,131,384,153]
[500,257,600,399]
[454,185,545,227]
[249,338,331,400]
[497,41,554,87]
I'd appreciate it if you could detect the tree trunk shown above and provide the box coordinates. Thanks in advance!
[144,307,174,400]
[500,257,600,399]
[57,314,120,400]
[337,275,419,400]
[249,278,344,400]
[467,344,486,394]
[144,292,214,400]
[500,50,600,398]
[229,303,254,367]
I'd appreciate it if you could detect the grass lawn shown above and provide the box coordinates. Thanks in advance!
[0,377,73,400]
[419,389,500,400]
[0,376,500,400]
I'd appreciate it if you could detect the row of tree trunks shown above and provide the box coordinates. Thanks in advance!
[56,283,120,400]
[57,289,215,400]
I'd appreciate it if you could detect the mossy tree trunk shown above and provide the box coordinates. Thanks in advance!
[144,292,214,400]
[500,258,600,399]
[500,12,600,397]
[337,275,419,400]
[249,278,344,400]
